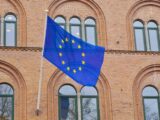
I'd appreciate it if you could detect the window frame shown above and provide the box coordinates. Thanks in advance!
[0,84,14,120]
[133,25,147,51]
[69,17,82,39]
[4,14,17,47]
[58,85,78,120]
[54,16,66,30]
[80,86,100,120]
[142,86,160,120]
[84,18,97,45]
[80,95,100,120]
[147,24,160,51]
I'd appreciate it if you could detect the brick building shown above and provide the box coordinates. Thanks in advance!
[0,0,160,120]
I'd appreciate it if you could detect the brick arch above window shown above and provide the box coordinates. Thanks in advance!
[1,0,27,46]
[127,0,160,50]
[0,60,27,120]
[133,64,160,120]
[47,69,112,120]
[48,0,107,48]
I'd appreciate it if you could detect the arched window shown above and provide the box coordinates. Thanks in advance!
[85,18,97,45]
[147,21,160,51]
[70,17,81,38]
[0,84,14,120]
[142,86,160,120]
[59,85,77,120]
[4,14,17,46]
[55,16,66,30]
[81,86,99,120]
[133,20,146,51]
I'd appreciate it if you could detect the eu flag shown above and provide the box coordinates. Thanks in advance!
[43,16,105,86]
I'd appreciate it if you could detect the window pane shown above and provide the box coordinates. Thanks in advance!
[148,22,157,28]
[55,16,65,23]
[82,98,98,120]
[70,26,81,38]
[134,29,145,51]
[85,19,95,25]
[55,16,66,29]
[144,99,160,120]
[60,25,65,29]
[5,15,16,22]
[148,29,159,51]
[81,87,97,96]
[59,85,76,96]
[0,84,13,95]
[70,18,80,24]
[70,17,81,38]
[0,97,13,120]
[134,21,143,27]
[86,26,96,45]
[142,86,158,97]
[60,97,77,120]
[0,84,13,120]
[5,23,16,46]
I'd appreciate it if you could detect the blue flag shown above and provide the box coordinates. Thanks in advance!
[43,16,105,86]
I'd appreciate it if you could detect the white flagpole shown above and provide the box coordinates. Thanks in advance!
[36,9,48,114]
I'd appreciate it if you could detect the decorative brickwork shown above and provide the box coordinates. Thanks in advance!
[47,69,112,120]
[0,60,26,120]
[127,0,160,50]
[133,64,160,120]
[0,0,160,120]
[48,0,107,48]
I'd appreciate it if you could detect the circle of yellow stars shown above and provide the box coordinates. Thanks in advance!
[58,38,86,74]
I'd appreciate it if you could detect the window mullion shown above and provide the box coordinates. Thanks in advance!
[77,92,81,120]
[81,20,85,41]
[142,97,147,120]
[1,17,4,46]
[66,20,69,32]
[145,24,150,51]
[12,96,14,120]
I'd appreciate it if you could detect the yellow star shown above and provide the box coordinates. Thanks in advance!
[67,67,70,71]
[79,67,82,71]
[65,38,68,42]
[59,53,63,57]
[82,52,85,57]
[72,40,75,44]
[59,45,62,49]
[61,40,64,44]
[82,61,85,65]
[73,69,76,73]
[62,61,65,65]
[78,45,81,49]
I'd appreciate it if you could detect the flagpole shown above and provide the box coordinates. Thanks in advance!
[36,9,48,115]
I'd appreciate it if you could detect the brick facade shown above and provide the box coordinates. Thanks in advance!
[0,0,160,120]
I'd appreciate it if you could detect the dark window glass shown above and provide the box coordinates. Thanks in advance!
[133,21,146,51]
[70,17,81,38]
[142,86,160,120]
[0,84,14,120]
[4,14,17,46]
[55,16,66,29]
[147,22,159,51]
[81,86,97,96]
[85,18,96,45]
[81,86,99,120]
[59,85,77,120]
